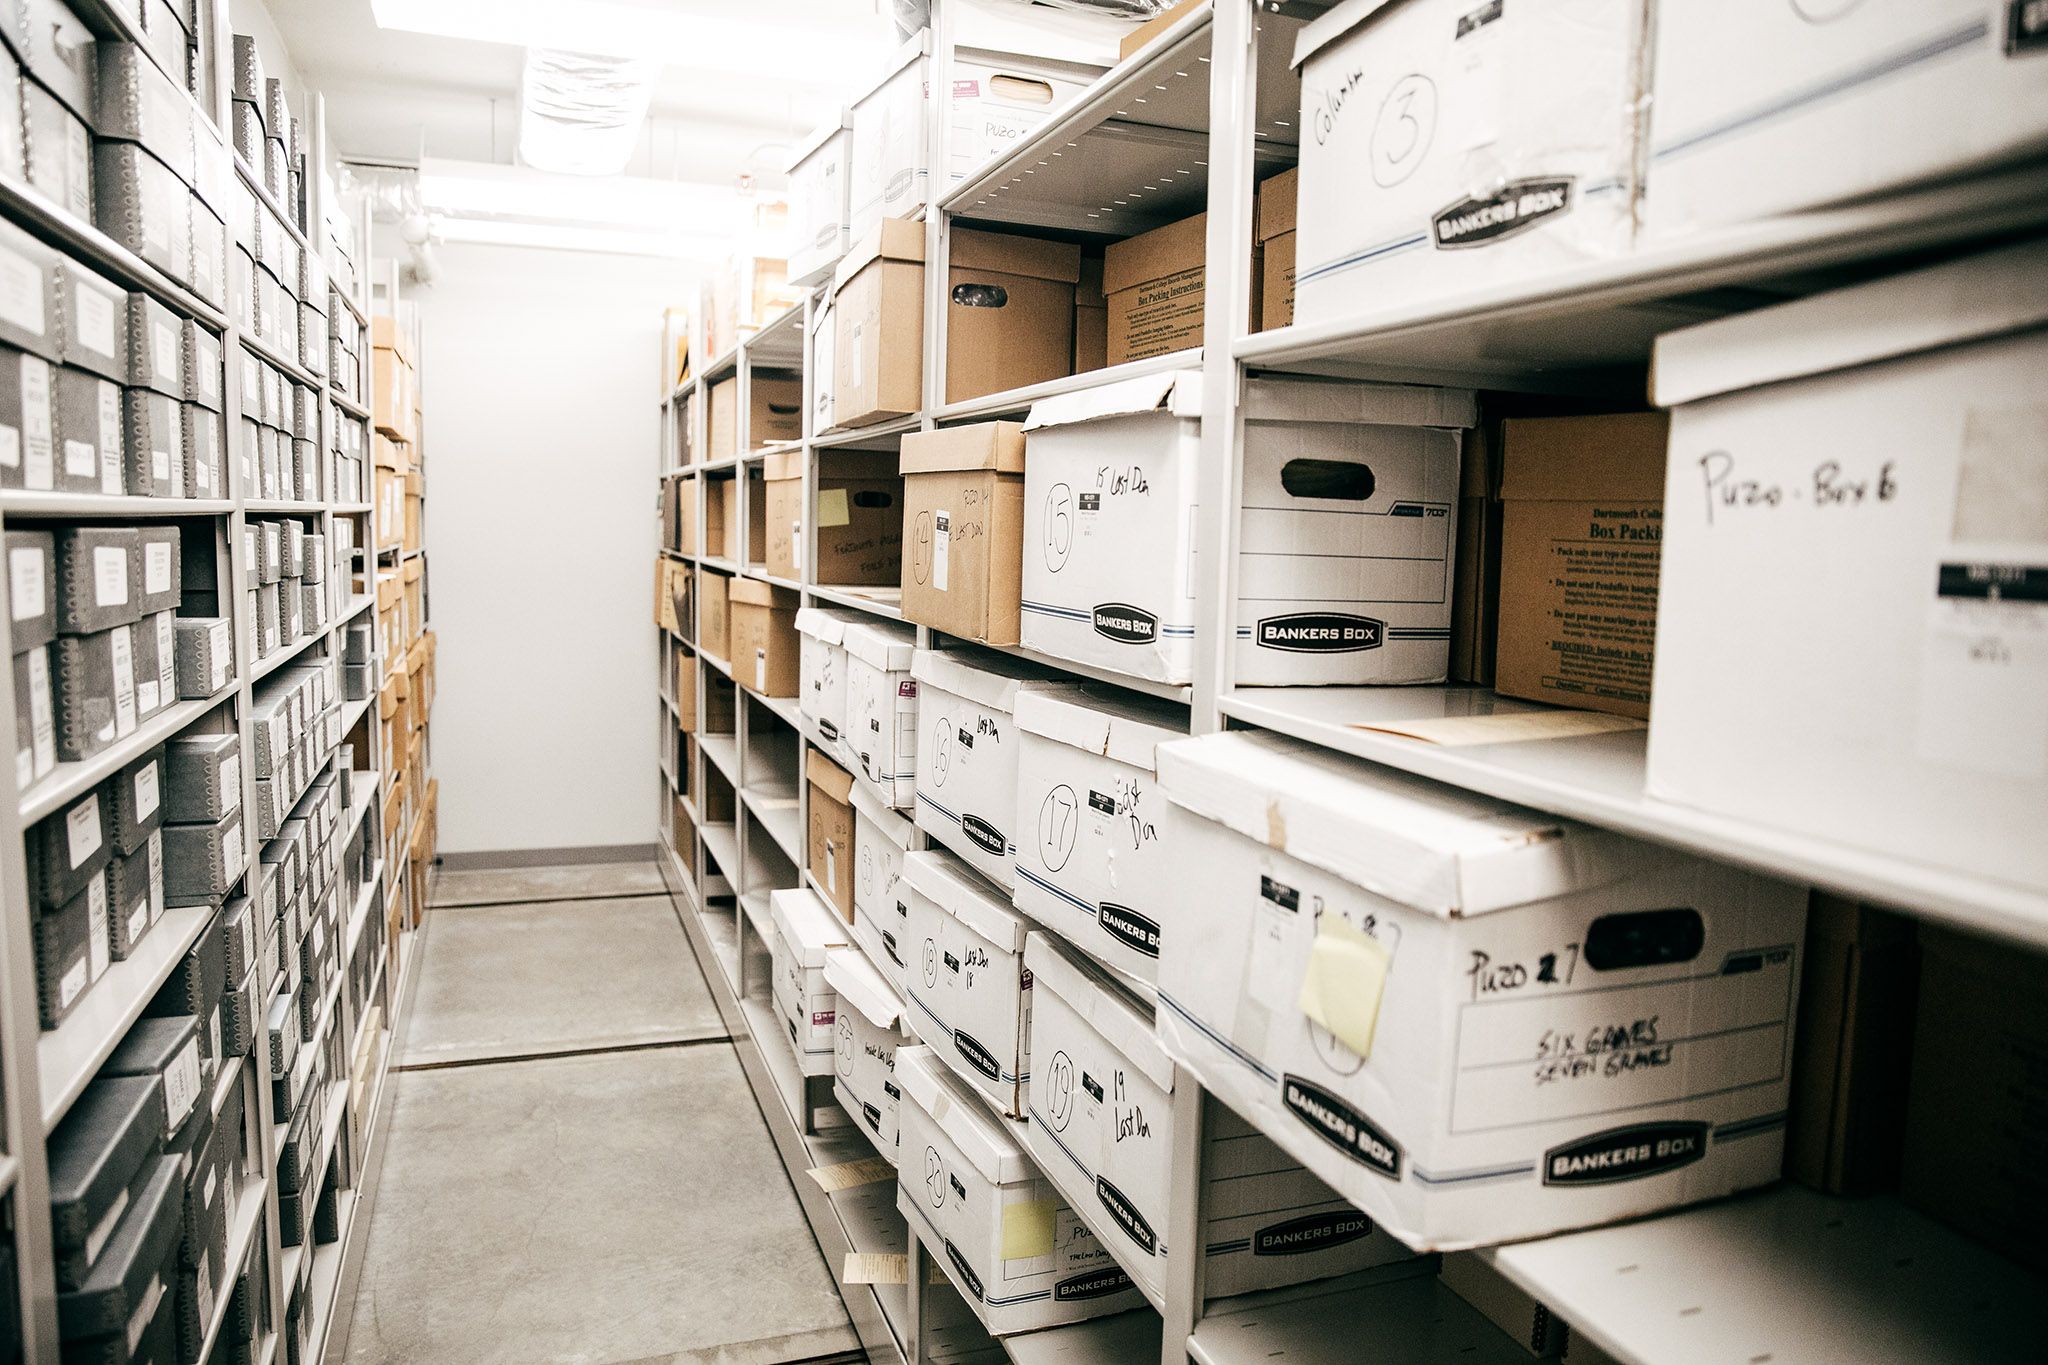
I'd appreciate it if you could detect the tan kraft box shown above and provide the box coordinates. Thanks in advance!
[898,422,1026,645]
[831,219,926,429]
[698,568,731,665]
[945,227,1080,404]
[1256,168,1296,332]
[728,578,801,697]
[764,450,903,586]
[1104,211,1206,365]
[806,749,857,924]
[1496,413,1668,719]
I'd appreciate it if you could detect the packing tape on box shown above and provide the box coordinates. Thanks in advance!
[818,488,850,528]
[999,1198,1056,1260]
[1298,913,1391,1062]
[1352,709,1646,748]
[807,1155,895,1194]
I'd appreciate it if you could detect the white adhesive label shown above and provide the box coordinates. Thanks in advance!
[73,281,116,359]
[154,321,180,385]
[156,614,174,696]
[22,357,51,488]
[163,1037,202,1126]
[145,542,172,596]
[0,423,17,469]
[59,958,86,1009]
[112,626,136,736]
[94,546,129,607]
[10,545,44,622]
[220,754,242,813]
[66,796,102,867]
[932,510,950,591]
[97,383,121,493]
[87,875,109,980]
[0,243,45,336]
[147,833,163,920]
[134,762,160,819]
[29,649,53,776]
[64,438,96,479]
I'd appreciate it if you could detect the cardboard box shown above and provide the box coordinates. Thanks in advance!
[677,475,699,557]
[787,112,852,286]
[1023,932,1419,1306]
[910,648,1078,891]
[1786,898,1915,1197]
[945,227,1079,404]
[825,946,912,1161]
[806,750,857,924]
[1020,371,1473,685]
[898,422,1026,645]
[697,569,730,664]
[51,367,124,496]
[795,606,859,755]
[54,525,140,636]
[841,619,918,807]
[1901,925,2048,1276]
[1013,686,1185,985]
[1647,1,2048,242]
[1495,413,1667,720]
[1153,730,1808,1251]
[900,849,1032,1115]
[1256,168,1296,332]
[1291,0,1646,323]
[769,886,848,1078]
[809,297,836,434]
[1646,239,2048,892]
[727,578,799,697]
[896,1045,1145,1334]
[1119,0,1204,59]
[1104,212,1205,365]
[14,642,54,788]
[1074,256,1107,373]
[709,475,744,562]
[850,781,916,989]
[765,451,903,586]
[707,376,739,461]
[831,219,925,429]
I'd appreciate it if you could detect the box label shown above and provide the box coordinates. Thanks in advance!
[73,281,117,358]
[22,357,51,488]
[1542,1121,1708,1186]
[66,796,102,866]
[94,546,130,607]
[145,542,172,596]
[10,546,44,622]
[932,510,950,590]
[112,627,137,735]
[135,761,159,819]
[0,244,45,335]
[1432,178,1574,249]
[87,874,109,979]
[29,649,53,777]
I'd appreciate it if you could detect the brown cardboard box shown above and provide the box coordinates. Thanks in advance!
[1119,0,1204,59]
[1256,168,1297,332]
[1450,414,1502,687]
[750,372,804,445]
[699,744,737,824]
[763,450,905,586]
[1786,896,1916,1196]
[1495,413,1668,719]
[831,219,926,429]
[679,656,735,736]
[678,476,699,557]
[708,376,739,460]
[742,465,767,567]
[709,476,737,562]
[374,466,403,552]
[1902,926,2048,1275]
[373,433,408,471]
[698,568,731,663]
[727,578,800,697]
[1075,256,1107,374]
[898,422,1026,645]
[372,348,413,440]
[403,556,424,639]
[945,228,1080,404]
[1105,211,1206,364]
[806,749,857,924]
[655,559,679,633]
[403,472,424,552]
[670,792,698,875]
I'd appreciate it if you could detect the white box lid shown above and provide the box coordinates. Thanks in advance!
[788,109,852,171]
[910,647,1075,715]
[850,779,916,846]
[770,886,850,970]
[844,617,917,672]
[901,849,1029,952]
[1156,731,1643,919]
[1025,369,1202,432]
[795,606,857,646]
[825,946,907,1030]
[1015,685,1188,773]
[1023,931,1174,1094]
[1653,238,2048,408]
[898,1044,1035,1186]
[1293,0,1398,71]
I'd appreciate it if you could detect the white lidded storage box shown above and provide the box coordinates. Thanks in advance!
[827,945,915,1162]
[911,647,1079,889]
[896,1045,1146,1334]
[901,848,1032,1117]
[842,617,919,807]
[796,606,863,758]
[1155,730,1809,1251]
[1020,371,1474,685]
[851,779,917,988]
[1647,238,2048,895]
[787,110,853,286]
[1646,0,2048,242]
[1012,686,1185,985]
[1290,0,1647,324]
[770,886,849,1079]
[1024,932,1421,1306]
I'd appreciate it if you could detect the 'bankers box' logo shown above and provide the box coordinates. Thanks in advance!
[1091,603,1158,644]
[962,813,1006,856]
[1544,1122,1707,1186]
[1054,1266,1134,1301]
[1098,903,1161,958]
[945,1241,984,1301]
[1282,1075,1400,1178]
[954,1029,1002,1081]
[1256,613,1384,653]
[1433,176,1574,248]
[1252,1210,1376,1256]
[1097,1176,1158,1254]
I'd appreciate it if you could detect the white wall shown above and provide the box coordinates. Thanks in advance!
[420,241,693,856]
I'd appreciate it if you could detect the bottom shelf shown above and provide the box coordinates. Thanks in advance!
[1188,1266,1516,1365]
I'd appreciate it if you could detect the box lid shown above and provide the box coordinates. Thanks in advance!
[910,646,1073,716]
[899,421,1026,476]
[728,577,798,610]
[47,1075,165,1247]
[765,449,805,482]
[1156,730,1643,919]
[832,217,926,295]
[402,557,422,583]
[897,1044,1035,1186]
[795,606,855,647]
[1256,166,1299,243]
[788,109,852,171]
[1242,375,1477,428]
[1652,238,2048,408]
[1500,413,1670,502]
[950,226,1082,286]
[843,618,916,672]
[901,849,1028,952]
[770,886,849,969]
[1103,211,1207,297]
[1015,685,1188,773]
[1293,0,1398,71]
[1024,931,1175,1093]
[57,1155,182,1337]
[808,748,856,803]
[1025,369,1202,431]
[825,945,907,1030]
[850,778,916,847]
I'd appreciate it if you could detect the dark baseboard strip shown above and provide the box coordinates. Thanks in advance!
[436,843,659,871]
[430,889,671,911]
[393,1034,735,1074]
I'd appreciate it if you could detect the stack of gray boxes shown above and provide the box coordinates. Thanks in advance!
[238,353,320,502]
[245,515,320,658]
[49,525,157,762]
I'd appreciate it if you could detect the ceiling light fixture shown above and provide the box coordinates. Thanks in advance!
[517,47,655,175]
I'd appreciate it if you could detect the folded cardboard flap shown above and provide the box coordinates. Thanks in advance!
[901,847,1030,953]
[1024,932,1174,1094]
[899,421,1026,475]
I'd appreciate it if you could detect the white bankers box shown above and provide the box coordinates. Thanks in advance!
[1020,371,1473,685]
[900,848,1031,1118]
[1154,730,1808,1251]
[1291,0,1646,323]
[770,887,848,1079]
[1024,933,1419,1306]
[826,946,913,1162]
[795,606,859,756]
[1012,686,1185,985]
[841,618,918,808]
[896,1046,1145,1334]
[851,780,917,988]
[786,111,851,287]
[1647,0,2048,241]
[1648,239,2048,894]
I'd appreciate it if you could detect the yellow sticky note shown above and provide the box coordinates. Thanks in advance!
[999,1198,1056,1260]
[818,487,850,527]
[1297,914,1391,1062]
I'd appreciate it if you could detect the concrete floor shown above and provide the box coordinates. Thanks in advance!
[341,863,857,1365]
[430,861,670,907]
